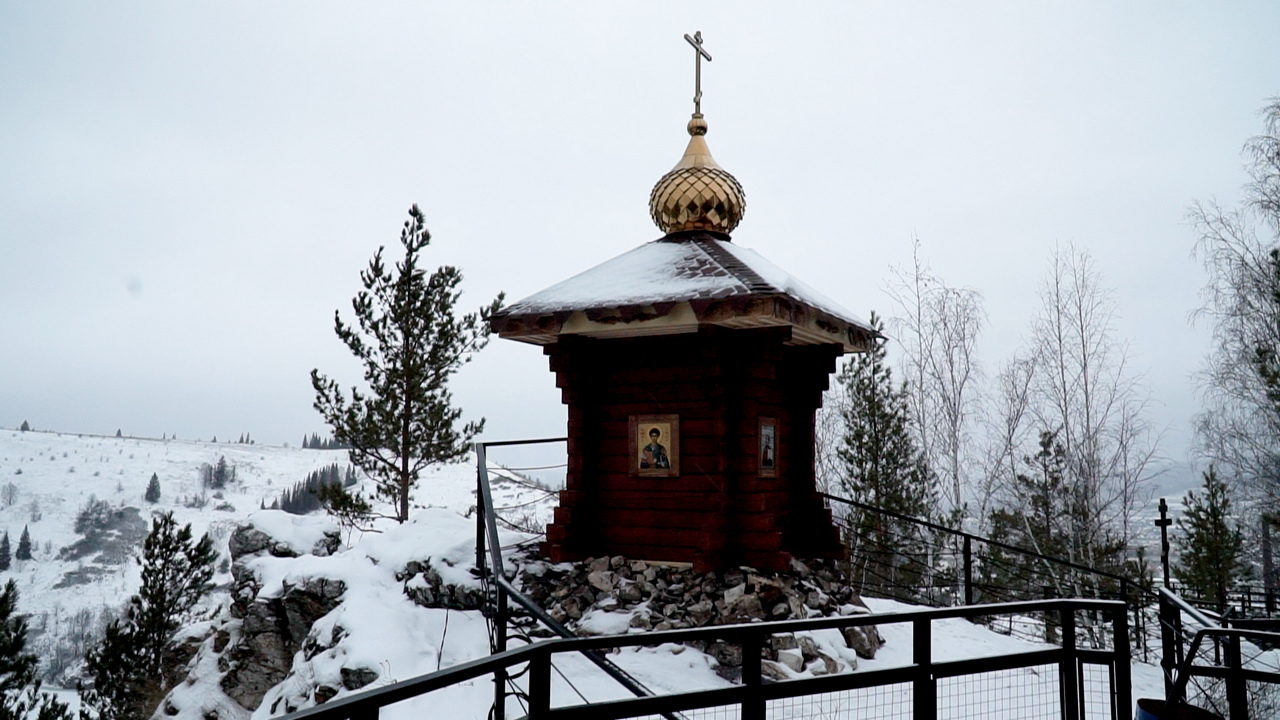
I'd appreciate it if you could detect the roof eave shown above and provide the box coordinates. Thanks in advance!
[491,294,877,353]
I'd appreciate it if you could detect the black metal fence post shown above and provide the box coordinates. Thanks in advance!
[1113,599,1132,720]
[913,617,936,720]
[963,535,973,606]
[528,647,551,719]
[1225,633,1247,720]
[742,631,765,720]
[494,585,508,720]
[1265,512,1275,615]
[1158,591,1180,700]
[1060,607,1079,720]
[475,475,486,575]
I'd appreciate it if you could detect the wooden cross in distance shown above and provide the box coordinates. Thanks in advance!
[684,31,712,115]
[1155,497,1173,587]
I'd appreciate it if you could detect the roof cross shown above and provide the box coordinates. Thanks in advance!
[683,31,712,115]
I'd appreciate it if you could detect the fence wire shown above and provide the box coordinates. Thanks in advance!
[829,494,1153,654]
[937,665,1060,720]
[768,682,912,720]
[1081,663,1115,720]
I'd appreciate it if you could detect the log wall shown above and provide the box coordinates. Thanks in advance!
[542,326,844,572]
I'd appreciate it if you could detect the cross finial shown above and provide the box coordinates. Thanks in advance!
[683,31,712,116]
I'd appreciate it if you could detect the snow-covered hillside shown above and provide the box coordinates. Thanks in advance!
[0,429,352,678]
[0,427,555,687]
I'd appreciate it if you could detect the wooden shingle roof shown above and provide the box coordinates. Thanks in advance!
[490,231,876,352]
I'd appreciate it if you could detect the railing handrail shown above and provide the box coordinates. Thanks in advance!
[477,443,508,582]
[1166,622,1280,708]
[475,438,670,719]
[1158,583,1280,718]
[1158,586,1221,629]
[479,437,569,449]
[283,596,1128,720]
[517,597,1127,652]
[283,641,536,720]
[821,491,1146,591]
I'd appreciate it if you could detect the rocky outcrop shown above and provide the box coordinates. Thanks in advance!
[216,523,346,710]
[154,520,347,720]
[218,576,346,710]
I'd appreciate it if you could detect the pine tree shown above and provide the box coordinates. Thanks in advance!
[311,204,503,524]
[989,430,1070,561]
[987,431,1071,618]
[145,473,162,504]
[210,457,231,489]
[81,512,216,720]
[0,533,9,572]
[17,422,28,433]
[836,312,936,598]
[132,513,216,675]
[14,527,31,562]
[78,620,141,720]
[1175,467,1249,612]
[0,580,73,720]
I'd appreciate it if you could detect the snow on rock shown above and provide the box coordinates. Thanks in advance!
[162,499,541,720]
[231,512,342,559]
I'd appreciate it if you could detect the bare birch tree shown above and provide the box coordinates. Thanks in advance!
[1024,245,1158,571]
[815,369,851,496]
[887,238,986,518]
[1191,98,1280,521]
[976,354,1037,530]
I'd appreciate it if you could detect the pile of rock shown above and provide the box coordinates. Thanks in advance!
[517,554,884,680]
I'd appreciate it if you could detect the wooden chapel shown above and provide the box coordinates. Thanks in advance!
[489,33,876,572]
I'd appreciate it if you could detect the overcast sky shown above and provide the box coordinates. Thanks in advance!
[2,3,1279,468]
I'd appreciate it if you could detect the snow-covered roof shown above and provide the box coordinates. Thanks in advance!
[492,233,875,351]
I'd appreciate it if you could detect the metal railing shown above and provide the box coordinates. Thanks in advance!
[270,437,1139,720]
[1158,586,1280,719]
[1161,581,1280,619]
[473,438,677,720]
[283,597,1133,720]
[821,492,1155,655]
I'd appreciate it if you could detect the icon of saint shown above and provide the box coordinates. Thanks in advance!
[640,427,671,469]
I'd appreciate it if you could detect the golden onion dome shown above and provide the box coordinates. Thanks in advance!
[649,113,746,236]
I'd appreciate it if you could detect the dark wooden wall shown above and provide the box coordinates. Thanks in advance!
[542,326,844,572]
